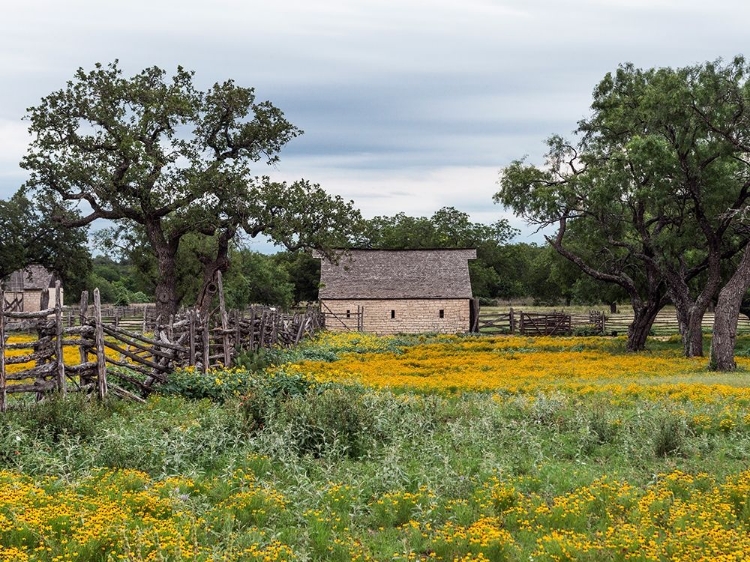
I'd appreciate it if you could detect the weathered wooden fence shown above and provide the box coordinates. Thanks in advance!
[63,304,155,331]
[476,308,750,336]
[476,309,605,336]
[1,286,324,411]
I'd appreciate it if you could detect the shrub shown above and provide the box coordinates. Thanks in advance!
[157,367,257,402]
[275,385,383,459]
[9,393,114,444]
[572,324,603,336]
[653,414,688,458]
[234,347,284,372]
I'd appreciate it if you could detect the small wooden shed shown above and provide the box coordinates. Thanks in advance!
[314,248,476,334]
[3,265,61,312]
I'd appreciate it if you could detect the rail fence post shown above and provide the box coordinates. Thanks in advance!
[54,282,66,397]
[93,289,107,399]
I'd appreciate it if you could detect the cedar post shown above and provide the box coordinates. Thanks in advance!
[295,312,307,344]
[54,282,66,396]
[259,310,267,349]
[79,291,89,325]
[271,311,278,345]
[93,289,108,398]
[234,310,241,353]
[248,307,257,351]
[40,286,49,311]
[509,307,515,334]
[78,292,90,381]
[189,309,196,367]
[0,289,6,412]
[217,271,231,366]
[202,312,210,372]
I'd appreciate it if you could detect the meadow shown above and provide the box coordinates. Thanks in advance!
[0,332,749,561]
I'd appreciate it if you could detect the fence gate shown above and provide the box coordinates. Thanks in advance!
[519,312,572,336]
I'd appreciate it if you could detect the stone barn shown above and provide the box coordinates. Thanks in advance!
[315,248,476,334]
[3,265,62,312]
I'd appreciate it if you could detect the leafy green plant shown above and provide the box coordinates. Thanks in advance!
[275,386,384,459]
[234,347,284,372]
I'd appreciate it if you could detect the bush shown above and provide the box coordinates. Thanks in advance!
[234,348,284,372]
[653,414,688,458]
[8,393,114,443]
[275,386,384,459]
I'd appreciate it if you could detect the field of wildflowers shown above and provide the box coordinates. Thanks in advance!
[280,332,750,403]
[0,331,749,560]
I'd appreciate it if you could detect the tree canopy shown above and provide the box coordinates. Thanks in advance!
[0,192,91,300]
[497,56,750,358]
[21,61,362,318]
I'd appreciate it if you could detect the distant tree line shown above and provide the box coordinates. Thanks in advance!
[78,206,618,310]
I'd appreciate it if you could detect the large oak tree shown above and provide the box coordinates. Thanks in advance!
[22,61,361,319]
[497,58,750,356]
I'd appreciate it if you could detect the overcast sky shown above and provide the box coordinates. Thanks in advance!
[2,0,749,249]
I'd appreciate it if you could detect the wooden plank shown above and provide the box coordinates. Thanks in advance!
[4,308,55,319]
[101,327,181,358]
[101,324,185,351]
[54,282,66,396]
[103,340,171,371]
[5,362,57,380]
[94,289,107,399]
[105,357,166,381]
[202,312,210,372]
[6,380,57,393]
[64,361,98,373]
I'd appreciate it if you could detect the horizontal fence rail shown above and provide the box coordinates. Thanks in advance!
[476,308,750,336]
[1,278,324,410]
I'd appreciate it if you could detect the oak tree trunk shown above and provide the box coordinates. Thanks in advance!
[627,299,662,352]
[195,228,234,319]
[672,302,707,358]
[711,244,750,371]
[146,221,180,321]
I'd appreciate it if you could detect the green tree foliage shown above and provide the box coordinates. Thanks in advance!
[87,256,150,305]
[21,61,362,319]
[497,57,750,354]
[271,251,321,304]
[0,192,91,302]
[222,250,295,309]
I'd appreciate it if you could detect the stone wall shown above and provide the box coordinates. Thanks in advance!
[20,288,63,312]
[322,298,471,335]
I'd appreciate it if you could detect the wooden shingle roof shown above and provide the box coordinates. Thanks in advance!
[314,249,476,300]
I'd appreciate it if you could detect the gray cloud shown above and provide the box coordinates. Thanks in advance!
[2,0,749,240]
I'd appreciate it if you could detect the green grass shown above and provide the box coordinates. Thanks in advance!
[1,336,750,560]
